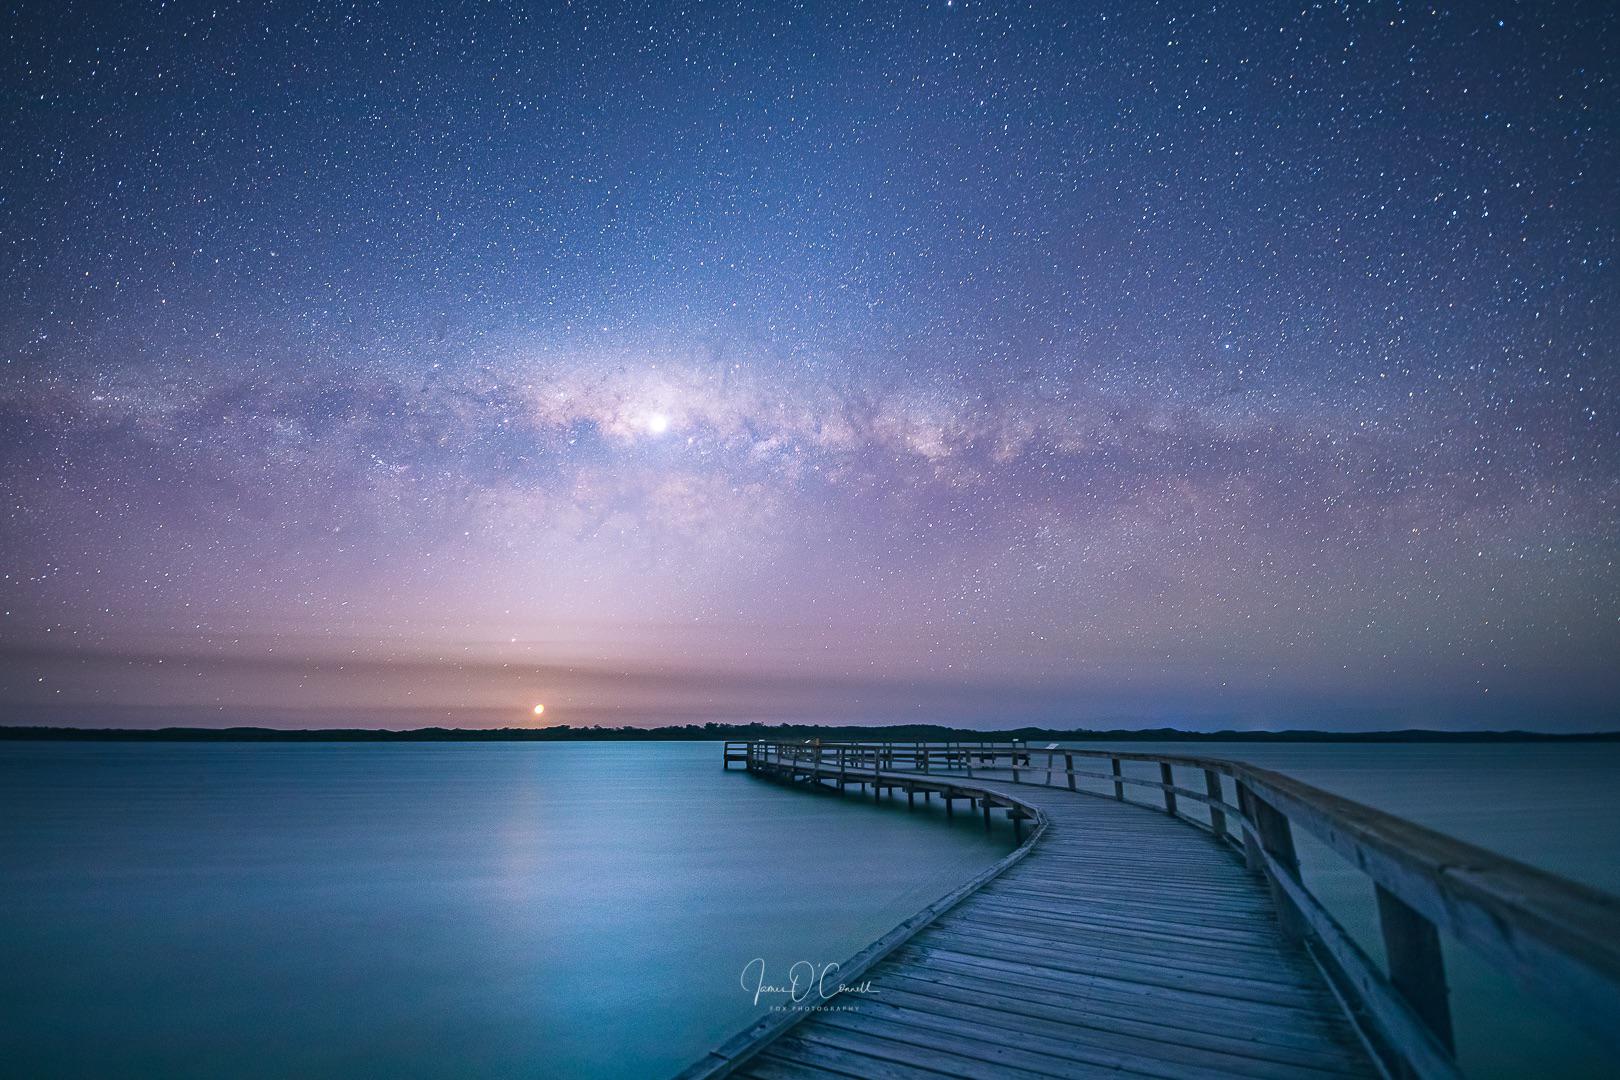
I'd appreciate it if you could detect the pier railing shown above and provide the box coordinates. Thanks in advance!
[736,739,1620,1080]
[725,738,1032,775]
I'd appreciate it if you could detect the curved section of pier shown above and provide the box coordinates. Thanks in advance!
[704,762,1370,1079]
[687,740,1620,1080]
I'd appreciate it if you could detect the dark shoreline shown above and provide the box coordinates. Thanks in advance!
[2,724,1617,743]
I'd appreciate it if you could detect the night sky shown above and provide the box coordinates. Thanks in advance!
[3,2,1616,730]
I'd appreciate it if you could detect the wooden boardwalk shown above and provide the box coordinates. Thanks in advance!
[682,740,1620,1080]
[734,779,1373,1080]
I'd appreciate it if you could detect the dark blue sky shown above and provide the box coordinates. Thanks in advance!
[3,1,1616,729]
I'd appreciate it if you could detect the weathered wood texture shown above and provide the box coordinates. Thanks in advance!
[693,754,1375,1080]
[696,741,1620,1080]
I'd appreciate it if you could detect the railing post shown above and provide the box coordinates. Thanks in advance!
[1064,753,1075,791]
[1235,782,1263,872]
[1011,747,1021,784]
[1160,762,1177,815]
[1249,793,1306,941]
[1204,769,1226,836]
[1045,751,1054,786]
[1377,885,1456,1053]
[1110,758,1123,800]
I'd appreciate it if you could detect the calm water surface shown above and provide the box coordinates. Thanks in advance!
[3,739,1616,1078]
[0,741,1011,1079]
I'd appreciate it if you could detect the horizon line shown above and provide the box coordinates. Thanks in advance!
[4,723,1618,743]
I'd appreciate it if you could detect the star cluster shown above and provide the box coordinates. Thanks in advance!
[2,1,1616,728]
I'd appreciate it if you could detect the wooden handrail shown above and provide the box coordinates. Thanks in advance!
[735,739,1620,1079]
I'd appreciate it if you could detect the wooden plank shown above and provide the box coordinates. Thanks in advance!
[808,1007,1168,1080]
[950,898,1290,945]
[942,908,1308,966]
[780,1026,1077,1080]
[819,997,1262,1080]
[986,880,1270,912]
[918,923,1313,986]
[764,1038,963,1080]
[903,943,1323,1014]
[980,877,1274,913]
[875,969,1367,1066]
[996,875,1264,904]
[740,1055,865,1080]
[863,983,1369,1079]
[885,948,1358,1036]
[974,887,1283,931]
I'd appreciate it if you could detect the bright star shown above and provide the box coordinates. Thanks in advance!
[646,412,670,435]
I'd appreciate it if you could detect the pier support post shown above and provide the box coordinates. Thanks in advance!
[1204,770,1226,837]
[1111,758,1124,801]
[1065,753,1075,791]
[1160,763,1177,815]
[1377,886,1456,1053]
[1250,794,1306,942]
[1235,783,1263,872]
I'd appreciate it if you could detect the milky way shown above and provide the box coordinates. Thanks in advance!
[3,2,1616,729]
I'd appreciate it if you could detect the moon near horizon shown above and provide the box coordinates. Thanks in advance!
[532,704,545,717]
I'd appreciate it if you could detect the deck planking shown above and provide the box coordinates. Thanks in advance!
[731,775,1376,1080]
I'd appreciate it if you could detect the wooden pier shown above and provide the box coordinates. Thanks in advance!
[682,740,1620,1080]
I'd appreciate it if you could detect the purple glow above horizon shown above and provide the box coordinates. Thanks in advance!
[2,3,1616,731]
